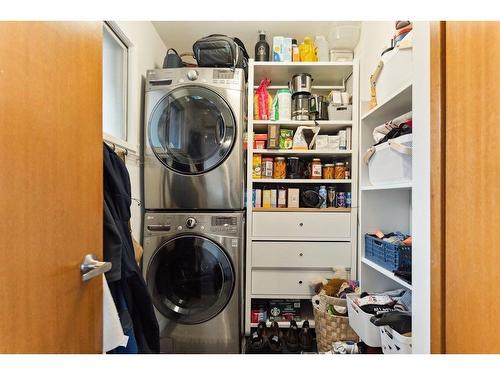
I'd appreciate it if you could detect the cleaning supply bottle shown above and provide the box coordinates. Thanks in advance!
[315,35,329,61]
[299,37,317,62]
[255,30,270,61]
[292,39,300,62]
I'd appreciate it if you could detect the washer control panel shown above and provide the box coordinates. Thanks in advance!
[186,217,197,229]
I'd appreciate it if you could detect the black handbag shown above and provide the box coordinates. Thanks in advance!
[192,34,249,80]
[162,48,185,69]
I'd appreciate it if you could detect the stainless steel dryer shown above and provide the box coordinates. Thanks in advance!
[144,68,246,210]
[142,211,244,353]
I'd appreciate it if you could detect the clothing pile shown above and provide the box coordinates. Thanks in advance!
[103,143,160,354]
[352,289,412,337]
[313,275,360,317]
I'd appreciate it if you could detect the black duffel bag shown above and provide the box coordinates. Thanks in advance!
[192,34,249,80]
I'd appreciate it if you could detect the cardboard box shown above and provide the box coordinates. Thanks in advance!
[267,124,280,149]
[287,188,300,208]
[270,189,277,208]
[262,189,271,208]
[272,36,284,62]
[253,189,262,208]
[283,38,292,62]
[269,300,301,322]
[315,135,329,150]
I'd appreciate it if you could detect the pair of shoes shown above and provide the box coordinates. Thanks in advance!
[285,320,312,352]
[249,321,284,353]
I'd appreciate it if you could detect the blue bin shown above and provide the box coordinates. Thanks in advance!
[365,234,411,272]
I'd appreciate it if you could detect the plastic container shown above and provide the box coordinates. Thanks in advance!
[379,326,412,354]
[364,234,411,272]
[328,104,352,121]
[315,35,329,62]
[299,37,317,62]
[368,134,412,185]
[346,293,382,347]
[376,42,412,104]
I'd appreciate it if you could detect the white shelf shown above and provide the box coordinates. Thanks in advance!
[254,179,352,184]
[361,82,412,126]
[361,182,412,191]
[250,320,315,329]
[361,257,413,290]
[253,149,352,156]
[252,120,352,133]
[253,61,353,87]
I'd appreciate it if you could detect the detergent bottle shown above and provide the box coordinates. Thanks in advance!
[298,37,318,62]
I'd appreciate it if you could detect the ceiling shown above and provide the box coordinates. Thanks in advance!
[152,21,362,58]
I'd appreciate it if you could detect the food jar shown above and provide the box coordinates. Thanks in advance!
[323,164,335,179]
[262,157,274,178]
[311,158,322,179]
[286,157,300,179]
[273,157,286,179]
[334,162,346,179]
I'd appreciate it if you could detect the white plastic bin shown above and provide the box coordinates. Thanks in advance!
[380,326,412,354]
[368,134,412,186]
[328,104,352,121]
[346,293,382,347]
[376,41,412,104]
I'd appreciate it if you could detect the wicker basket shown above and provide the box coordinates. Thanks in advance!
[312,294,359,353]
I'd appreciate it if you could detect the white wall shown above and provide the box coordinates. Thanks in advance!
[112,21,167,241]
[354,22,395,106]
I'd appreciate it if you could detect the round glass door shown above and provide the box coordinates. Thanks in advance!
[148,86,236,175]
[147,235,235,324]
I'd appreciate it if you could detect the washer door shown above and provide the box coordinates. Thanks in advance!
[148,86,236,175]
[147,235,235,324]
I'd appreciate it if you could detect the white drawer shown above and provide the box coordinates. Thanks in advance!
[252,269,335,296]
[252,241,351,268]
[252,212,351,239]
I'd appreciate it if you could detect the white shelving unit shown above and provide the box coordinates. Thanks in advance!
[245,60,359,334]
[359,82,413,293]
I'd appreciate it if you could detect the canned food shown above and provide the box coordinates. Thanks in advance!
[262,157,274,178]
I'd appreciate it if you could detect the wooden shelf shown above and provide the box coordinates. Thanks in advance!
[253,207,351,212]
[361,182,412,191]
[361,257,413,290]
[361,82,412,126]
[254,179,352,184]
[252,149,352,156]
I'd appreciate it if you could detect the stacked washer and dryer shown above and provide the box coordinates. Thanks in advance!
[142,68,246,353]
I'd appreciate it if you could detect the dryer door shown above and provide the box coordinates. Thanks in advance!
[148,86,236,175]
[146,235,235,324]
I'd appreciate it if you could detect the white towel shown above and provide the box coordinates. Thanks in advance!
[102,275,129,353]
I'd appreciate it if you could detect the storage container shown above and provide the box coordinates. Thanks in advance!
[376,43,412,104]
[328,104,352,121]
[379,326,412,354]
[364,234,411,272]
[252,269,335,295]
[346,293,382,347]
[313,294,359,353]
[368,134,412,185]
[329,49,354,62]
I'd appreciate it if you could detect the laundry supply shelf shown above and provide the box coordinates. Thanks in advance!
[360,182,412,191]
[361,257,412,290]
[253,149,352,156]
[361,82,412,126]
[253,61,353,87]
[254,179,352,184]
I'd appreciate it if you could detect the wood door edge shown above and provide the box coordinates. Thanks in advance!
[430,20,446,354]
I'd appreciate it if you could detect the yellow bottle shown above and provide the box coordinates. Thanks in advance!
[299,37,318,62]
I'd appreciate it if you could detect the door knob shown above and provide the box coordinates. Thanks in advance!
[80,254,112,282]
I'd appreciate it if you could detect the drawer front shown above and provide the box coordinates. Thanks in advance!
[252,212,351,239]
[252,241,351,268]
[252,269,335,296]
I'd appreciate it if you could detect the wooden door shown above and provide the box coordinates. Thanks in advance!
[431,21,500,353]
[0,22,103,353]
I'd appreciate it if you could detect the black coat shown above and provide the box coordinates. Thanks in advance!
[103,143,159,353]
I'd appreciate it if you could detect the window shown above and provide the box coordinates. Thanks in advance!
[103,23,128,141]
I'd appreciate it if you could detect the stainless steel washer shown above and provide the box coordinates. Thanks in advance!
[142,211,244,353]
[143,68,246,210]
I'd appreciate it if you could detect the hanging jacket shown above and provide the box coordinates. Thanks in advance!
[103,143,160,353]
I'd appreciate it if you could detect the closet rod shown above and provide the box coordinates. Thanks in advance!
[104,139,130,156]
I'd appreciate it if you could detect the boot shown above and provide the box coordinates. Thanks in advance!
[249,321,268,353]
[268,321,283,353]
[285,320,300,352]
[299,320,313,352]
